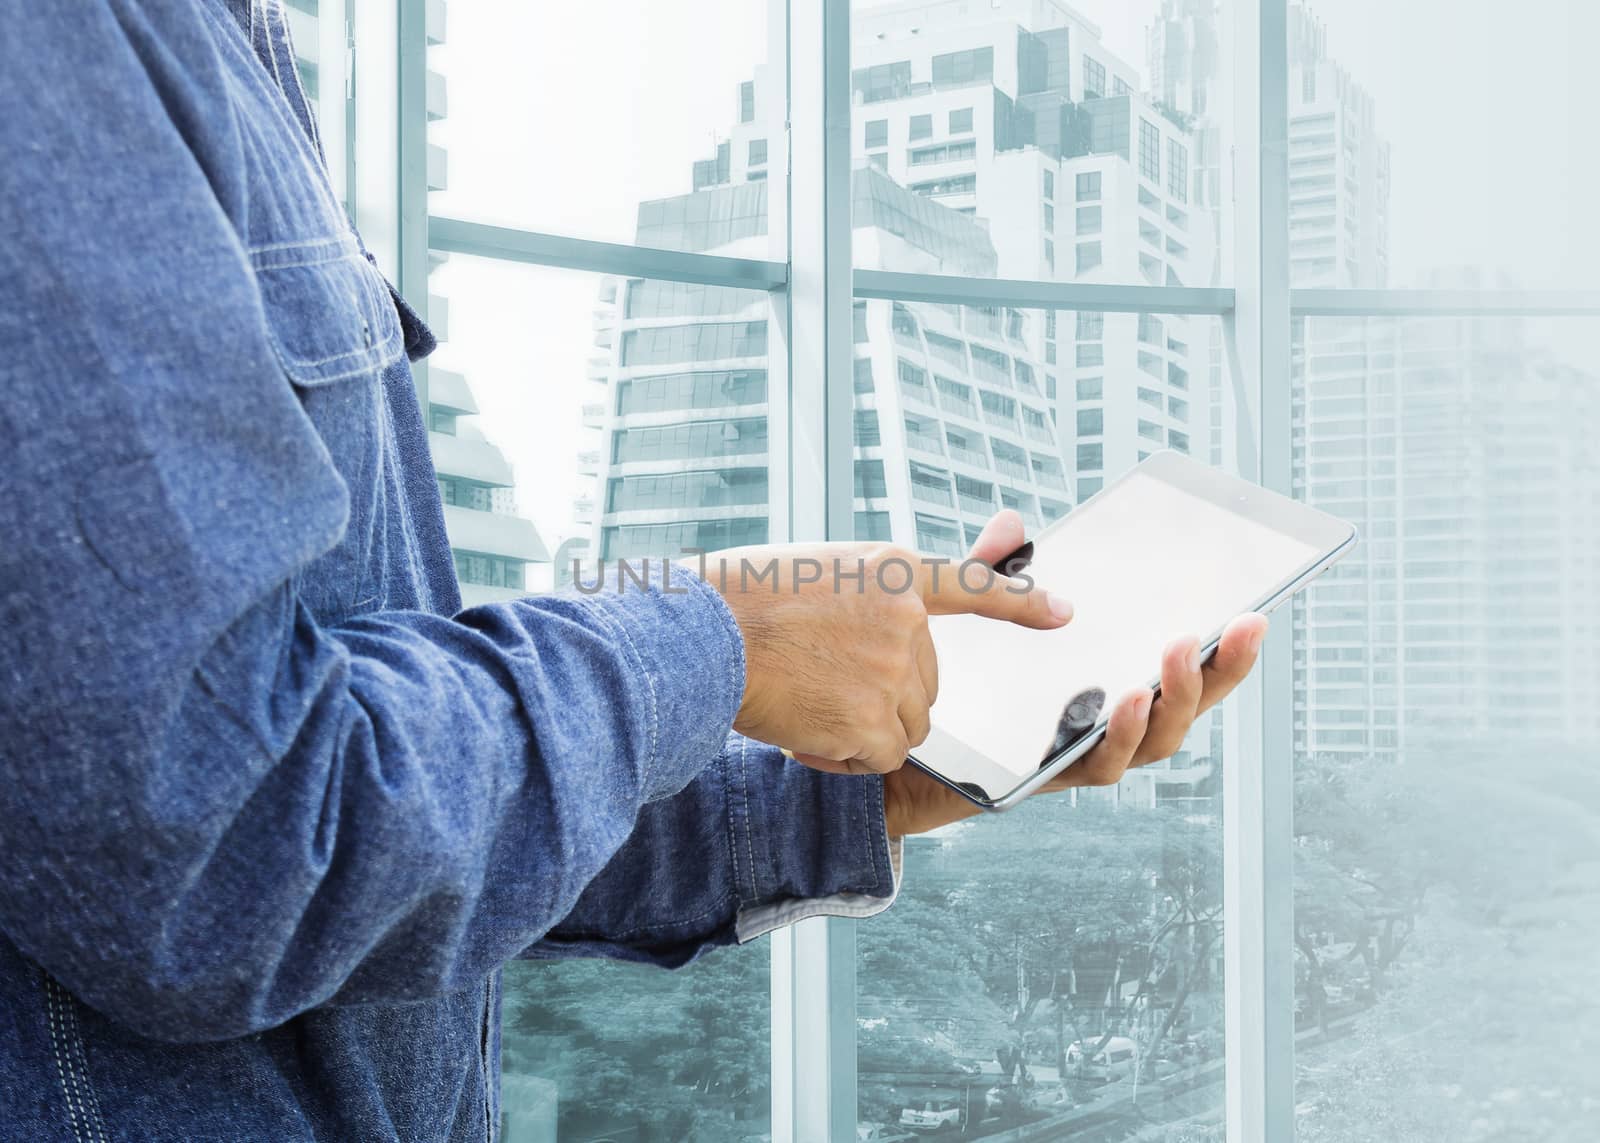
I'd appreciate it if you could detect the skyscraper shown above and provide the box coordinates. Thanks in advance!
[584,0,1218,804]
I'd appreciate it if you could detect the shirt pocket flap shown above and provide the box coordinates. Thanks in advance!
[251,237,406,386]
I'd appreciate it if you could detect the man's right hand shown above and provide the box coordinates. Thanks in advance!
[689,537,1072,775]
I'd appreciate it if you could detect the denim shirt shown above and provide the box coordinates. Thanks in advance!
[0,2,898,1139]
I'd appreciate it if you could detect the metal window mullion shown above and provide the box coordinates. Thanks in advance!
[396,0,429,406]
[1291,287,1600,317]
[427,218,789,292]
[1222,0,1294,1141]
[853,270,1235,316]
[769,3,856,1142]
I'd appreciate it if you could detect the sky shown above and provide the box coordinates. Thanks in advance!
[424,0,1598,556]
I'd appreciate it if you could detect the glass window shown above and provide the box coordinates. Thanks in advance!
[1139,118,1161,182]
[909,113,932,140]
[1076,171,1102,202]
[931,46,994,87]
[948,107,974,134]
[428,1,780,252]
[1043,169,1055,200]
[1076,204,1103,234]
[1076,442,1103,470]
[1083,54,1107,98]
[865,118,889,149]
[1168,137,1188,202]
[1076,376,1103,401]
[1076,408,1104,436]
[1076,241,1103,273]
[425,258,775,1130]
[748,138,767,167]
[1289,315,1600,1139]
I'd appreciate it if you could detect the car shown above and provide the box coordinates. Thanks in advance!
[1065,1036,1139,1082]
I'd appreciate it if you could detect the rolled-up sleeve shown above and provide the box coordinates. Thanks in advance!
[529,734,903,965]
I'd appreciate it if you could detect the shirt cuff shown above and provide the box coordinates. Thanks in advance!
[724,736,904,943]
[568,561,746,802]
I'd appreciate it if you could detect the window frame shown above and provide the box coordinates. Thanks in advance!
[388,1,1600,1139]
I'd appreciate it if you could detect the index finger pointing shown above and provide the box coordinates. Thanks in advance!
[920,559,1072,630]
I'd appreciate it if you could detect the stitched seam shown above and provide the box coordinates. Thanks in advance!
[553,891,736,941]
[576,587,660,790]
[44,981,86,1143]
[58,986,109,1143]
[719,745,744,906]
[739,735,760,902]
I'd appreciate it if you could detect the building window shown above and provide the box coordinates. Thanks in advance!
[1083,56,1106,98]
[1077,443,1104,470]
[1139,118,1161,182]
[739,80,754,124]
[1169,428,1190,452]
[1076,408,1104,436]
[1078,476,1103,498]
[1138,419,1164,442]
[748,138,767,167]
[853,356,874,393]
[453,552,526,591]
[1076,241,1103,273]
[1076,311,1104,339]
[865,119,888,149]
[854,409,881,448]
[1076,377,1103,401]
[1043,169,1055,200]
[1044,238,1054,271]
[1076,171,1101,201]
[909,173,976,197]
[1113,76,1132,97]
[948,107,974,134]
[909,113,932,140]
[932,46,994,87]
[868,152,889,171]
[1076,205,1102,234]
[854,511,892,542]
[1043,203,1055,232]
[854,459,888,500]
[1076,343,1104,367]
[1168,138,1188,202]
[852,60,913,103]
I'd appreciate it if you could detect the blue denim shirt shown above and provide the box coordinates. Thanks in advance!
[0,2,898,1138]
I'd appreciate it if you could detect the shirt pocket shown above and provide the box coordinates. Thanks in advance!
[250,234,406,387]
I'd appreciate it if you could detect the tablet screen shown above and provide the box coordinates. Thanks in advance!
[915,467,1326,799]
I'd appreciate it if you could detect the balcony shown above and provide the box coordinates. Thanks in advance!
[910,481,954,508]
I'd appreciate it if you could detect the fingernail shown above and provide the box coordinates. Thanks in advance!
[1185,639,1202,674]
[1047,593,1074,621]
[1249,625,1266,654]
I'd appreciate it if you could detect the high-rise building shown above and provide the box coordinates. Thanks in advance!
[584,0,1217,805]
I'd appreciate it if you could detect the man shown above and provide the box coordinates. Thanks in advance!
[0,2,1264,1139]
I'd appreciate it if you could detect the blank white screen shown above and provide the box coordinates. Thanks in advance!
[919,471,1321,791]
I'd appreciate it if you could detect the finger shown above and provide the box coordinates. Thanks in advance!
[1050,688,1152,789]
[915,628,939,706]
[1196,614,1268,714]
[851,723,913,775]
[1133,636,1204,766]
[964,509,1027,567]
[920,560,1072,629]
[898,681,931,750]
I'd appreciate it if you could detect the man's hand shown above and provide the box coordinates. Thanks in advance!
[880,510,1268,837]
[691,541,1073,775]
